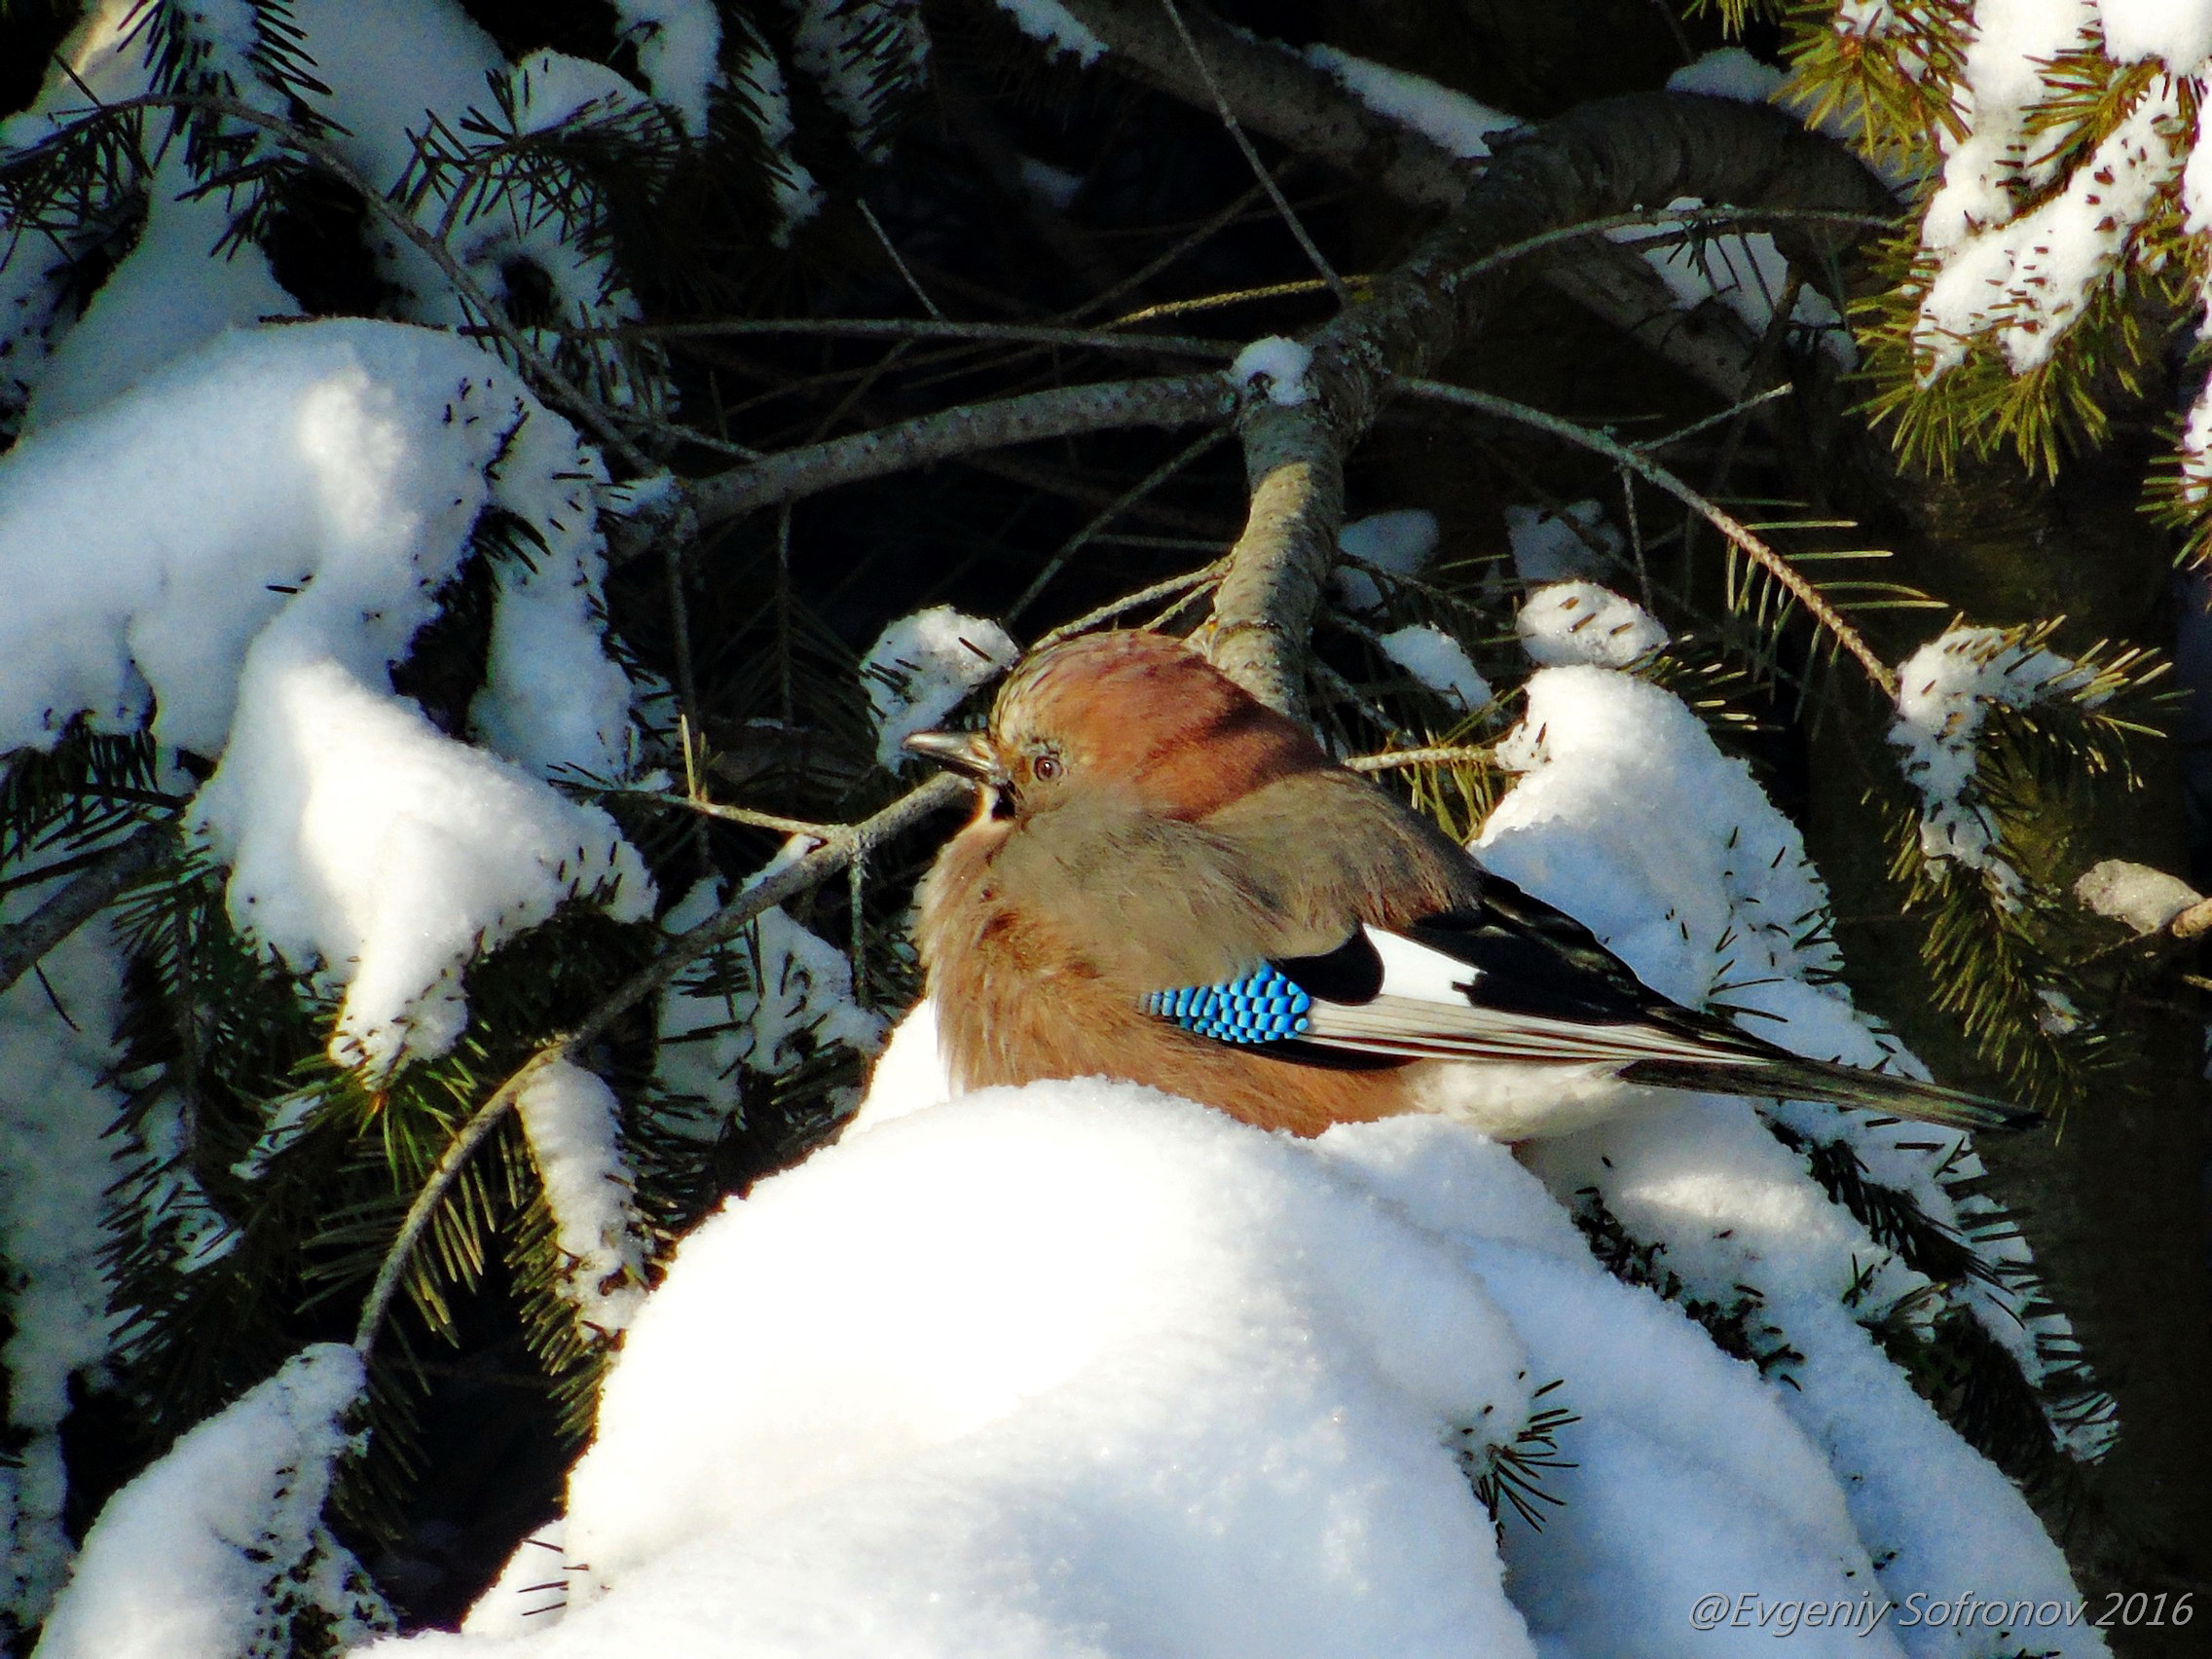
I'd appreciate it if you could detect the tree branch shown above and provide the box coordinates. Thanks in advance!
[1196,92,1894,715]
[684,372,1230,532]
[1044,0,1893,404]
[0,822,174,1000]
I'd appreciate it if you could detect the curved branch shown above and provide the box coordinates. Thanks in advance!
[1045,0,1894,403]
[351,773,966,1358]
[1198,92,1894,715]
[1402,377,1898,694]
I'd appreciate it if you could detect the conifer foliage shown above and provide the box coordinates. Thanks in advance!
[0,0,2203,1651]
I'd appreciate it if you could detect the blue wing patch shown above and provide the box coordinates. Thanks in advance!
[1144,964,1313,1043]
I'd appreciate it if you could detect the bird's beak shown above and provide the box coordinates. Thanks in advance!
[903,729,1009,788]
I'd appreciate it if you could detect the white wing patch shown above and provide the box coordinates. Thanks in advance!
[1301,926,1768,1073]
[1363,925,1483,1002]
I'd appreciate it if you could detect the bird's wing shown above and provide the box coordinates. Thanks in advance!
[1138,880,2036,1130]
[1142,908,1749,1071]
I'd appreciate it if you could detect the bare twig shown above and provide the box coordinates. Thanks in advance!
[687,373,1231,532]
[1155,0,1347,305]
[1005,426,1232,624]
[0,822,175,1000]
[1403,376,1896,693]
[857,200,948,321]
[1035,559,1232,648]
[351,773,966,1358]
[1347,746,1498,773]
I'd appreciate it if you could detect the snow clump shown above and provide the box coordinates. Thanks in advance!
[1334,507,1442,611]
[1506,499,1624,585]
[1232,335,1315,406]
[1516,581,1669,668]
[1889,625,2095,894]
[1379,624,1493,711]
[861,607,1020,770]
[33,1345,389,1659]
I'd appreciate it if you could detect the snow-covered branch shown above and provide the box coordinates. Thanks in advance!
[350,771,965,1359]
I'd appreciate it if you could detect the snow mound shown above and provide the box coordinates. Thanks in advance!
[1506,499,1623,585]
[1380,623,1493,711]
[35,1344,388,1659]
[1232,335,1314,406]
[1334,507,1441,611]
[388,1068,2097,1658]
[0,319,652,1073]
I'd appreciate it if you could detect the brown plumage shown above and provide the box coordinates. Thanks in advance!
[909,631,2035,1141]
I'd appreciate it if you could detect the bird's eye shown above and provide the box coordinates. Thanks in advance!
[1031,754,1062,783]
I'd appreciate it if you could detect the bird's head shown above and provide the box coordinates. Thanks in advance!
[904,631,1328,822]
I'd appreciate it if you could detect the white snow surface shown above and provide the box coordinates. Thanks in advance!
[1334,507,1441,611]
[607,0,724,134]
[992,0,1107,64]
[1507,499,1625,584]
[1301,45,1517,161]
[0,919,129,1628]
[1918,74,2183,375]
[35,1345,388,1659]
[656,873,889,1135]
[396,1078,2096,1657]
[1232,334,1315,406]
[731,38,826,239]
[516,1061,650,1336]
[1517,582,1669,669]
[2074,857,2202,933]
[2097,0,2212,67]
[1,0,679,425]
[1667,48,1788,103]
[1379,623,1493,711]
[861,606,1020,769]
[788,0,930,161]
[0,320,651,1073]
[1613,198,1854,362]
[389,1083,1890,1659]
[461,1522,571,1637]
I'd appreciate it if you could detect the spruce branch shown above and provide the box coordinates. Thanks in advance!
[350,773,966,1360]
[18,91,657,472]
[0,819,174,999]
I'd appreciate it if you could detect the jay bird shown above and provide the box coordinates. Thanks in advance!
[907,630,2033,1142]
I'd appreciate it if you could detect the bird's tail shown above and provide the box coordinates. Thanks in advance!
[1619,1052,2039,1133]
